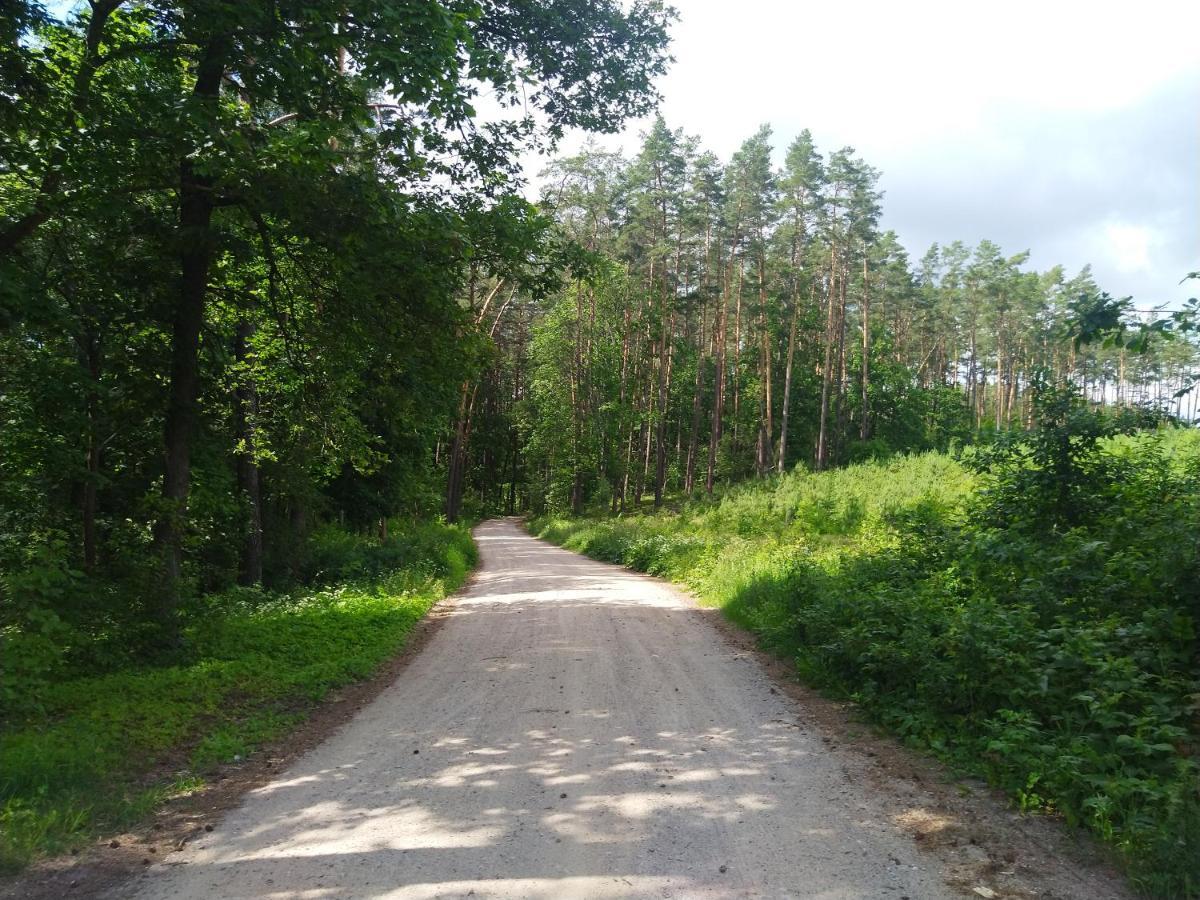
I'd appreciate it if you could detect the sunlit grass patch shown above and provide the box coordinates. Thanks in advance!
[0,521,475,873]
[530,437,1200,898]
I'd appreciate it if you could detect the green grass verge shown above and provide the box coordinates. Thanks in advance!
[0,521,475,873]
[530,434,1200,898]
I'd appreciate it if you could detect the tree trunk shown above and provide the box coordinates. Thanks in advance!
[706,260,728,494]
[506,424,519,514]
[758,249,773,475]
[153,39,226,644]
[731,259,744,460]
[685,300,706,494]
[777,281,807,472]
[859,254,871,441]
[445,381,479,522]
[234,319,263,584]
[833,270,848,462]
[653,310,673,508]
[816,251,838,469]
[571,281,585,514]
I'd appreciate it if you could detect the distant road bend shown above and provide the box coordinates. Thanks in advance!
[128,518,957,899]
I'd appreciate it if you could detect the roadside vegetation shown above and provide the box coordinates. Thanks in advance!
[4,2,1199,896]
[531,399,1200,897]
[0,521,474,872]
[1,0,667,876]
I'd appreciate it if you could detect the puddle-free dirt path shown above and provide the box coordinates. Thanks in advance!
[122,519,989,898]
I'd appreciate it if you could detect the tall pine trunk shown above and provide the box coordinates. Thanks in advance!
[777,281,808,472]
[816,251,838,469]
[653,309,673,507]
[685,300,706,494]
[706,259,728,494]
[757,250,773,476]
[833,271,849,462]
[731,259,743,461]
[859,254,871,441]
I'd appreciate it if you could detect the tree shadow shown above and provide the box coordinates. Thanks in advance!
[128,520,954,899]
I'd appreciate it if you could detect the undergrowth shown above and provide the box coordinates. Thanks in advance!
[0,520,475,872]
[531,428,1200,898]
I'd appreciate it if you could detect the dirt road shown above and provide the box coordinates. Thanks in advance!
[125,518,961,899]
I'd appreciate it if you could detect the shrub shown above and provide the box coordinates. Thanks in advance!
[0,520,475,872]
[532,428,1200,897]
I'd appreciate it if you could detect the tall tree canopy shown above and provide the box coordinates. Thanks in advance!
[0,0,673,647]
[449,123,1198,518]
[3,3,1195,660]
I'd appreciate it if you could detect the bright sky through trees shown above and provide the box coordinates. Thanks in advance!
[537,0,1199,309]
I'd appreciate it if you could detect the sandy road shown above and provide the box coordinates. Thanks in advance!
[126,518,958,899]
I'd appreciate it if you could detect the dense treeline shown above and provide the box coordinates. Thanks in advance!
[1,0,671,659]
[1,0,673,870]
[453,120,1199,515]
[5,5,1194,649]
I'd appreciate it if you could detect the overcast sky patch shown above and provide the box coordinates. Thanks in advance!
[536,0,1199,307]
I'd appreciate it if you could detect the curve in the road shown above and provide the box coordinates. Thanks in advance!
[126,518,957,899]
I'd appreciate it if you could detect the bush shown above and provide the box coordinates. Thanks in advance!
[0,519,475,873]
[531,428,1200,897]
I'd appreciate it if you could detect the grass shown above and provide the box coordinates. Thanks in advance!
[530,430,1200,898]
[0,520,475,873]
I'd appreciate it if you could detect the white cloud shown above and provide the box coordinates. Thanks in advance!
[533,0,1200,308]
[1103,222,1155,274]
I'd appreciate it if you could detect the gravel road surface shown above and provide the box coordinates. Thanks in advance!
[126,518,959,899]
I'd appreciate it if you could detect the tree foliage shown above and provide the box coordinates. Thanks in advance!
[0,0,673,652]
[452,123,1198,518]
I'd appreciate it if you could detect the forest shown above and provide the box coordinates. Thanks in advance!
[1,1,1198,896]
[455,122,1198,516]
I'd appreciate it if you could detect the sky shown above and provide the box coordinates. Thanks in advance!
[533,0,1200,309]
